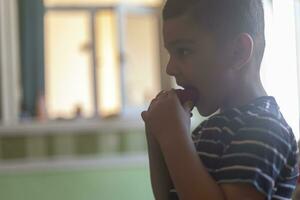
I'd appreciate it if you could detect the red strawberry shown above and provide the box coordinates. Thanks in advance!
[175,88,198,110]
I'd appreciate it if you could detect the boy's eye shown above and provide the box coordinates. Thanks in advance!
[176,48,191,57]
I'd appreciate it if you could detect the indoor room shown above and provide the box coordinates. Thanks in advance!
[0,0,300,199]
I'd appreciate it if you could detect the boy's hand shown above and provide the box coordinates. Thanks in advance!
[141,89,192,142]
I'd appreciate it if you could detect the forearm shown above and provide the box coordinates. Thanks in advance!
[159,130,225,200]
[146,128,173,200]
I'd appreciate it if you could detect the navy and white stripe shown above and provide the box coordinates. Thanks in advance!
[169,96,299,200]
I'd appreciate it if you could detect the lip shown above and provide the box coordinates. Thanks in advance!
[174,78,200,99]
[176,82,190,90]
[177,83,198,93]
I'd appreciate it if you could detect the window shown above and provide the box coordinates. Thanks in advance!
[17,0,163,121]
[44,0,162,120]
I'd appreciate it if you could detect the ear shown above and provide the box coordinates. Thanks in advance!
[230,33,254,70]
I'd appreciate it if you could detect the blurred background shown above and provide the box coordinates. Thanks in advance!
[0,0,299,199]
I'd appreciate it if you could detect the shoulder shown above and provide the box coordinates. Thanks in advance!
[225,108,297,161]
[235,109,296,150]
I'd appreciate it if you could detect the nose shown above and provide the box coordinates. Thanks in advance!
[166,56,178,76]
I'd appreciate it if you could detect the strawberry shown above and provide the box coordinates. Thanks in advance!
[175,88,198,110]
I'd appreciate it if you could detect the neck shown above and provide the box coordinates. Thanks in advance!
[220,74,267,112]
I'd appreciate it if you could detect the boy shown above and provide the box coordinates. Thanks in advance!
[141,0,299,199]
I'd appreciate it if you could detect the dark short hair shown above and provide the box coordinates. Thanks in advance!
[163,0,266,65]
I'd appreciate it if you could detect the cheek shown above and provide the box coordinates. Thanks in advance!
[191,60,215,85]
[192,62,228,95]
[184,55,227,90]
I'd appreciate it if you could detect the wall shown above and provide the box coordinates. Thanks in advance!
[0,166,154,200]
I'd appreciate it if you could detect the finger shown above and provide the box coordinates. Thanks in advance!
[157,90,169,100]
[148,91,166,107]
[169,89,178,98]
[183,100,195,112]
[150,98,156,105]
[155,90,166,98]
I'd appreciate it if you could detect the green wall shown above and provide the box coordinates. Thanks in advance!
[0,167,154,200]
[0,128,152,200]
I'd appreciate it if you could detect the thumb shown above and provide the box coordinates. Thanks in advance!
[141,111,148,122]
[141,111,151,133]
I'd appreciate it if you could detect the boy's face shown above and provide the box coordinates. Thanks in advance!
[163,15,233,116]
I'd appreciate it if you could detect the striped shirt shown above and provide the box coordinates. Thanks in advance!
[169,96,299,200]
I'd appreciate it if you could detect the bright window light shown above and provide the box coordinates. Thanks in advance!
[44,11,94,119]
[96,11,121,117]
[261,0,300,140]
[43,2,161,119]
